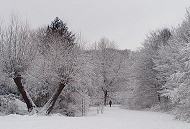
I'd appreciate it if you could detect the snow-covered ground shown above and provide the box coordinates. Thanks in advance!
[0,105,189,129]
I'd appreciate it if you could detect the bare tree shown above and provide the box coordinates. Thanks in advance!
[91,38,127,106]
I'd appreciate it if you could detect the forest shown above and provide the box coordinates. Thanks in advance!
[1,10,190,123]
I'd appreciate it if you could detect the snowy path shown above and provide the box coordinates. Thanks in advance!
[0,105,190,129]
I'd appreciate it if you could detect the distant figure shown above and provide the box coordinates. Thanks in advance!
[109,100,112,107]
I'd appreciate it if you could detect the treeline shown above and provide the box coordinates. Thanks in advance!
[1,10,190,121]
[127,10,190,121]
[0,16,131,116]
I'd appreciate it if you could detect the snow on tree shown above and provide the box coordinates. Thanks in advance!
[0,16,37,112]
[130,28,172,109]
[90,38,128,106]
[151,10,190,120]
[36,17,91,115]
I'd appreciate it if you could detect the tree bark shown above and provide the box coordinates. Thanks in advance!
[13,75,36,112]
[41,82,66,115]
[158,94,161,102]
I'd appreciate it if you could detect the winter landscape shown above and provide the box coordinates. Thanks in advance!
[1,0,190,129]
[0,105,190,129]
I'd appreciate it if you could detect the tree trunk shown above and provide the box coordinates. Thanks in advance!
[41,82,66,115]
[104,90,108,106]
[158,94,161,102]
[13,75,36,112]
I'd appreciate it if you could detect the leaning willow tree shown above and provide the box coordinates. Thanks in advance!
[37,17,82,114]
[0,16,37,112]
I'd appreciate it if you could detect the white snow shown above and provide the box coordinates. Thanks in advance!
[0,105,189,129]
[13,98,28,114]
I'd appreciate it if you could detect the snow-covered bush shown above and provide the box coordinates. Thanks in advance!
[0,94,27,115]
[53,90,90,116]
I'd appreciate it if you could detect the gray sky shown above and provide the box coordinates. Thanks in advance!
[0,0,190,50]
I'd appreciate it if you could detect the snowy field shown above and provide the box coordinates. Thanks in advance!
[0,105,189,129]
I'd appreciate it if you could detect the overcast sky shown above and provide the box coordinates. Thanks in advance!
[0,0,190,50]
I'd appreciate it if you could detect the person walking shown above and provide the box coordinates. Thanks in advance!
[109,100,112,107]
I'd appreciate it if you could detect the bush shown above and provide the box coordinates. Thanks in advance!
[53,91,90,116]
[0,94,27,115]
